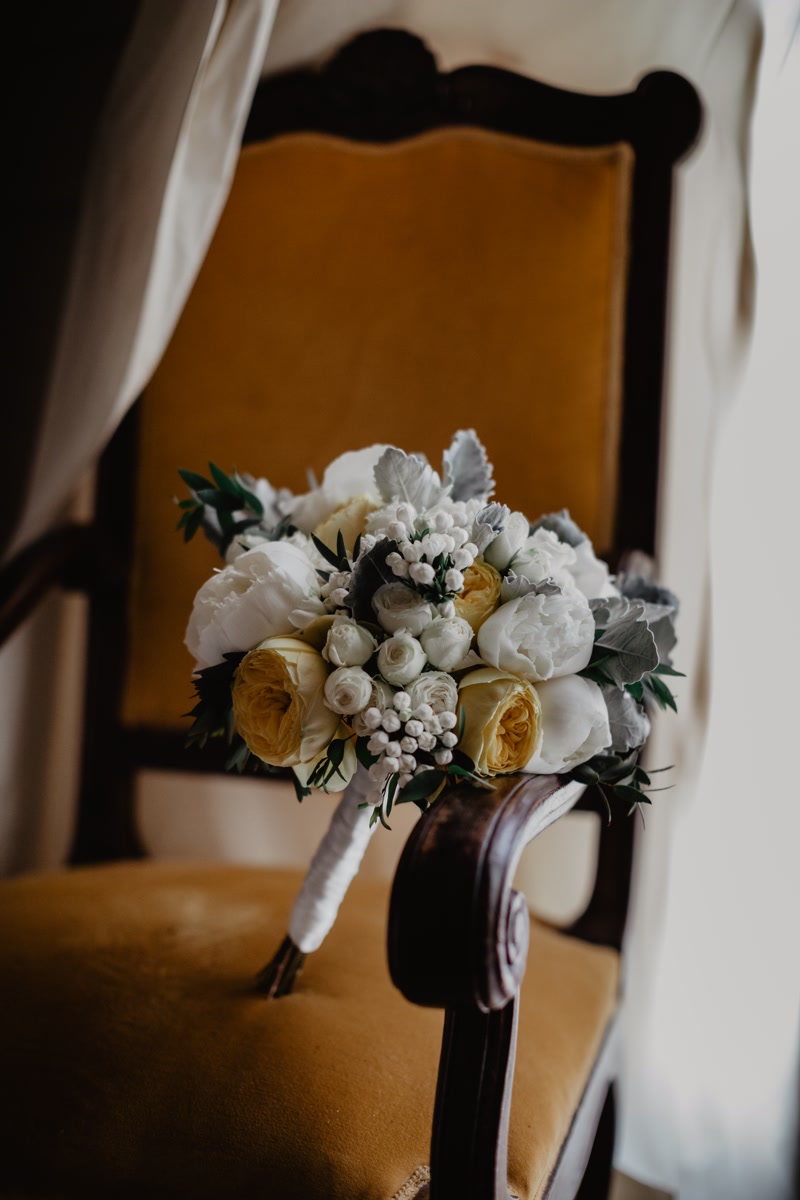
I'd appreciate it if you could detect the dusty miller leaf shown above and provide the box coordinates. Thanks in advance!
[500,573,561,602]
[441,429,495,501]
[529,509,586,547]
[471,502,509,553]
[374,448,446,509]
[591,597,659,685]
[344,539,400,624]
[603,686,651,754]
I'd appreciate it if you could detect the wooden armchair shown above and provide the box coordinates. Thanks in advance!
[0,31,700,1200]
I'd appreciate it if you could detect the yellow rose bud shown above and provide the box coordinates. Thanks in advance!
[314,494,377,557]
[232,636,340,768]
[458,667,543,776]
[454,560,502,632]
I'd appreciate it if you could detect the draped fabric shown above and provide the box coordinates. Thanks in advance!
[3,0,798,1195]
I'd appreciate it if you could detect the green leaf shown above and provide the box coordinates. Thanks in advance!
[645,673,678,713]
[194,488,241,512]
[209,462,238,494]
[625,682,644,702]
[397,769,445,806]
[183,506,204,543]
[612,783,649,806]
[178,468,213,492]
[177,497,197,509]
[336,529,347,566]
[311,534,342,569]
[653,663,686,677]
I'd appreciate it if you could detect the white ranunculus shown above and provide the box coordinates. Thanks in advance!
[407,671,459,716]
[569,539,619,599]
[511,527,577,586]
[483,511,530,572]
[284,445,391,533]
[420,616,474,671]
[372,582,436,635]
[323,614,377,668]
[477,588,594,682]
[324,666,374,715]
[186,542,325,670]
[377,632,427,686]
[524,675,611,774]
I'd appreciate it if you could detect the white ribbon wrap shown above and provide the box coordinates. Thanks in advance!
[288,765,378,953]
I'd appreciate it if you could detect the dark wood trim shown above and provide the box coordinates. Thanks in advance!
[0,524,99,647]
[389,775,582,1199]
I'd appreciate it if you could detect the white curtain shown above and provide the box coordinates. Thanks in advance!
[8,0,279,558]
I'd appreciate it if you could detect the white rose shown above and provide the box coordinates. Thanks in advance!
[524,676,611,774]
[377,632,427,685]
[511,527,577,586]
[324,666,374,715]
[284,444,391,533]
[483,511,530,572]
[477,588,594,682]
[406,671,459,717]
[323,614,377,667]
[372,583,436,635]
[569,539,619,599]
[419,616,474,671]
[185,542,325,670]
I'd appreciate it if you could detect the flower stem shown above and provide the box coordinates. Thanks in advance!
[254,935,306,998]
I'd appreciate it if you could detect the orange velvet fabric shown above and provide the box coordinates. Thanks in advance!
[0,863,619,1199]
[122,129,632,730]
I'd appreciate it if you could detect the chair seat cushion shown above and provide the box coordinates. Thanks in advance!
[0,863,618,1199]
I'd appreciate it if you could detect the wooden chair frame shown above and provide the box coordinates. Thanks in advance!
[0,29,701,1200]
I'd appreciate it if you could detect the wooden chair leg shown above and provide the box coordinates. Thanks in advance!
[575,1084,616,1200]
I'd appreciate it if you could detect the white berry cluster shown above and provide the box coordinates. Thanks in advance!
[382,505,479,602]
[363,690,459,801]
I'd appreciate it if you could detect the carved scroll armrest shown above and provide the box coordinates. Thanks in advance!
[388,774,584,1200]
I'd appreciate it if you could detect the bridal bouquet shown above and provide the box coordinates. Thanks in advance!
[178,431,680,964]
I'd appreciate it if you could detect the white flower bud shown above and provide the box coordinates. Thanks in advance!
[452,548,473,571]
[400,736,418,753]
[368,730,389,750]
[386,551,404,569]
[402,541,423,563]
[363,707,383,729]
[439,711,458,731]
[381,709,401,732]
[427,715,442,736]
[438,600,456,618]
[435,749,453,766]
[384,756,400,774]
[416,703,434,720]
[450,526,469,548]
[445,569,465,593]
[463,543,479,558]
[398,772,413,787]
[330,588,349,607]
[390,558,410,578]
[417,731,437,751]
[405,718,424,738]
[409,562,435,586]
[393,691,411,710]
[385,741,402,757]
[388,521,408,541]
[396,503,416,527]
[432,510,454,531]
[400,753,417,773]
[441,731,458,748]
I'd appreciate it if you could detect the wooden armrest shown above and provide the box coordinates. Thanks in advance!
[388,774,584,1200]
[0,524,106,646]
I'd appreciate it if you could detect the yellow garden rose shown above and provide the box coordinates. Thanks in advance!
[314,493,377,557]
[458,667,543,776]
[232,636,339,768]
[454,560,502,632]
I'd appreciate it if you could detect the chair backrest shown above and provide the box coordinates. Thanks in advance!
[72,29,700,863]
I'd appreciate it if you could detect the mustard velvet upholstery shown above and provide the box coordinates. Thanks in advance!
[123,129,632,731]
[0,863,619,1200]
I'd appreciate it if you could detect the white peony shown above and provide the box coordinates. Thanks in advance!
[283,444,391,533]
[224,529,272,564]
[524,675,611,774]
[377,632,427,686]
[406,671,459,716]
[324,666,374,715]
[419,616,474,671]
[477,588,594,682]
[511,527,577,586]
[372,582,436,635]
[323,614,377,668]
[185,542,325,670]
[569,539,619,600]
[483,511,530,572]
